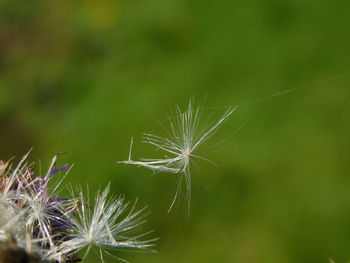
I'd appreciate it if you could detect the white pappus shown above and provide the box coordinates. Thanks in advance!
[0,153,155,263]
[119,100,235,211]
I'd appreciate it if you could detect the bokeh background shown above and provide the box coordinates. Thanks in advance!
[1,0,350,262]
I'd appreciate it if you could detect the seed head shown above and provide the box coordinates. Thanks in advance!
[0,153,155,263]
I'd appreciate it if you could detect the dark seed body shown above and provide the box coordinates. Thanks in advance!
[0,245,41,263]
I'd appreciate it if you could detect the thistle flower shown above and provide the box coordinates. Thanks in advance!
[0,153,154,263]
[119,100,234,210]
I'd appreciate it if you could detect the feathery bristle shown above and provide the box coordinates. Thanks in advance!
[119,100,234,211]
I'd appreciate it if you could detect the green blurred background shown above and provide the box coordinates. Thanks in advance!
[1,0,350,262]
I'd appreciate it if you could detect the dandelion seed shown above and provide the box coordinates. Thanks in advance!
[48,185,155,263]
[119,100,235,211]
